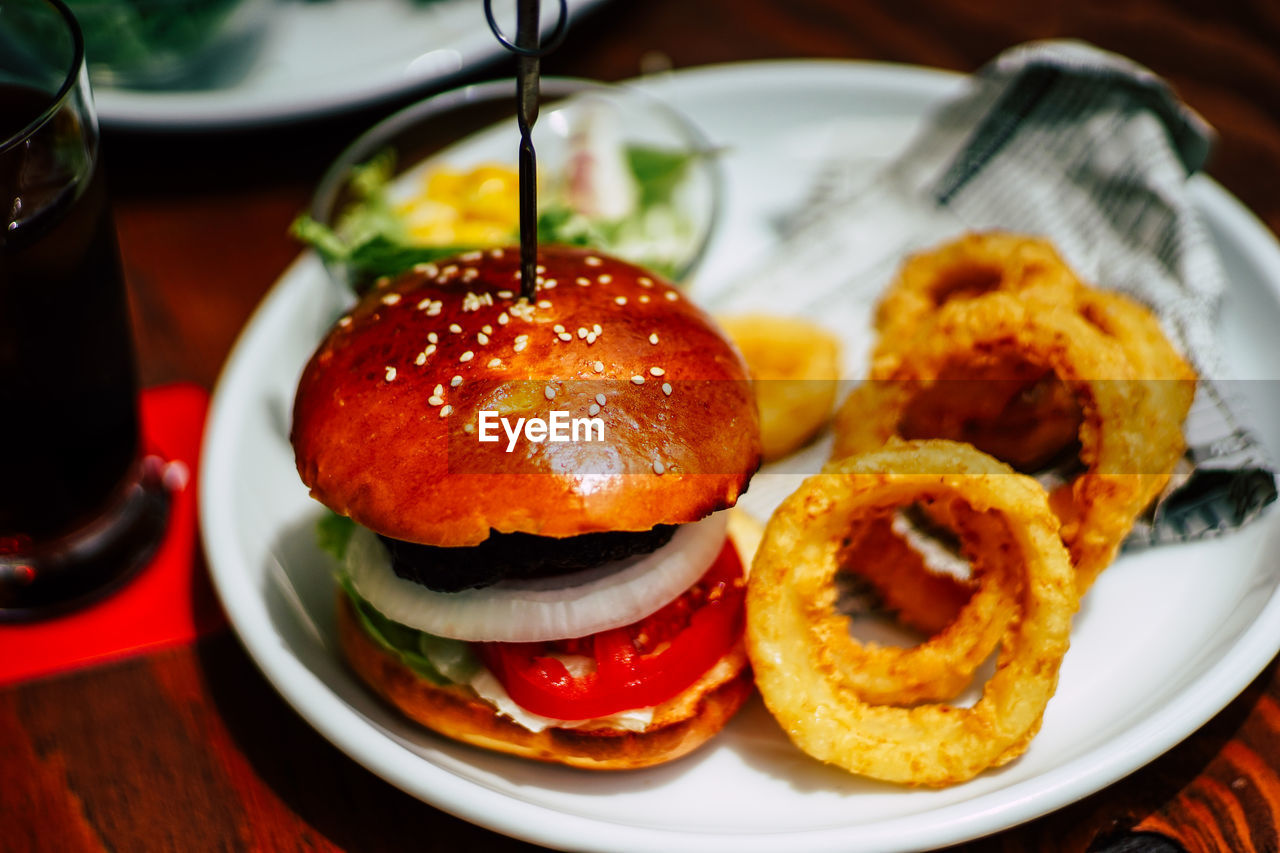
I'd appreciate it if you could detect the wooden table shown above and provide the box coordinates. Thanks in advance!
[5,2,1280,851]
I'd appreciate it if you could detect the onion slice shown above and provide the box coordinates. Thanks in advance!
[345,512,730,642]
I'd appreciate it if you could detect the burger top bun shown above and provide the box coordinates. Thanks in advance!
[292,246,761,547]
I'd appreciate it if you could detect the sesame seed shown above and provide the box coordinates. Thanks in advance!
[553,324,565,334]
[477,333,489,345]
[513,270,522,280]
[536,265,546,274]
[498,312,510,325]
[596,393,607,406]
[460,351,474,363]
[488,358,501,368]
[652,460,666,475]
[593,324,602,335]
[615,296,627,306]
[649,333,659,345]
[490,248,504,259]
[426,302,442,316]
[577,327,588,339]
[535,276,545,285]
[428,332,439,344]
[442,265,458,277]
[650,367,665,376]
[537,300,552,309]
[461,251,482,262]
[557,332,573,342]
[665,291,679,301]
[514,341,527,353]
[545,386,556,400]
[639,295,650,304]
[576,277,590,286]
[415,352,427,366]
[585,256,602,267]
[638,276,652,287]
[440,405,453,417]
[593,361,604,373]
[449,323,462,333]
[413,262,439,276]
[498,290,514,299]
[464,422,476,433]
[428,395,443,407]
[417,298,432,310]
[598,274,613,284]
[543,278,557,289]
[589,403,601,416]
[586,332,597,344]
[462,268,478,282]
[385,366,397,381]
[516,334,529,342]
[482,325,493,335]
[338,316,352,327]
[450,376,462,388]
[424,344,437,356]
[381,292,402,305]
[433,383,445,397]
[631,375,645,385]
[662,382,672,396]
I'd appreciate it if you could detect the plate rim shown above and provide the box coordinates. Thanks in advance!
[199,57,1280,852]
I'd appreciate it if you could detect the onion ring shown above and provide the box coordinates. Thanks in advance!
[873,233,1084,470]
[895,355,1084,472]
[838,514,973,637]
[818,494,1016,705]
[834,293,1158,592]
[747,440,1077,786]
[873,232,1079,356]
[1072,287,1196,474]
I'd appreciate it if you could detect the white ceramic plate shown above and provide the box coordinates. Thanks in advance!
[94,0,604,129]
[200,60,1280,852]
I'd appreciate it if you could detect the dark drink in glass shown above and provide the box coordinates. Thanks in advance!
[0,1,169,617]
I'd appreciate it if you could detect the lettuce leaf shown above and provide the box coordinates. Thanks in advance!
[293,142,701,289]
[626,146,697,210]
[319,512,479,685]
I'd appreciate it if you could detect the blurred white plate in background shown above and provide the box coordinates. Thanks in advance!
[95,0,606,129]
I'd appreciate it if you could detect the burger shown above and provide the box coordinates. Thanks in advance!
[291,245,762,769]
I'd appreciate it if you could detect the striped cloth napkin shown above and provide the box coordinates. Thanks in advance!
[722,40,1276,547]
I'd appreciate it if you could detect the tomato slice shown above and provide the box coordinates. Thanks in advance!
[476,537,745,720]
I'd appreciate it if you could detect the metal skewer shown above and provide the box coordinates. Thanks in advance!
[484,0,570,300]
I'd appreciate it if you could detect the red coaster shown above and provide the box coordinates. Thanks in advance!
[0,383,225,687]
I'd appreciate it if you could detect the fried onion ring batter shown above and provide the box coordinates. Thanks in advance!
[747,440,1077,786]
[835,293,1172,592]
[838,514,973,637]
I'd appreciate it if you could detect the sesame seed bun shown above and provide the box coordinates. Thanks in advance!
[292,246,762,547]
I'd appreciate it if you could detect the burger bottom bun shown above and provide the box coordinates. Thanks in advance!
[337,592,754,770]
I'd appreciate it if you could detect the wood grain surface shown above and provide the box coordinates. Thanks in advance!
[4,1,1280,851]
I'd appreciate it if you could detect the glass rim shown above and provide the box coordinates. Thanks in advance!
[0,0,86,154]
[308,75,724,285]
[310,77,668,224]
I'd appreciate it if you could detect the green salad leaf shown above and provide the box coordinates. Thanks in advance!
[316,512,356,561]
[627,146,697,210]
[319,512,479,686]
[293,141,703,290]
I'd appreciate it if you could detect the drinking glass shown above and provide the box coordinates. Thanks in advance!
[0,0,170,617]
